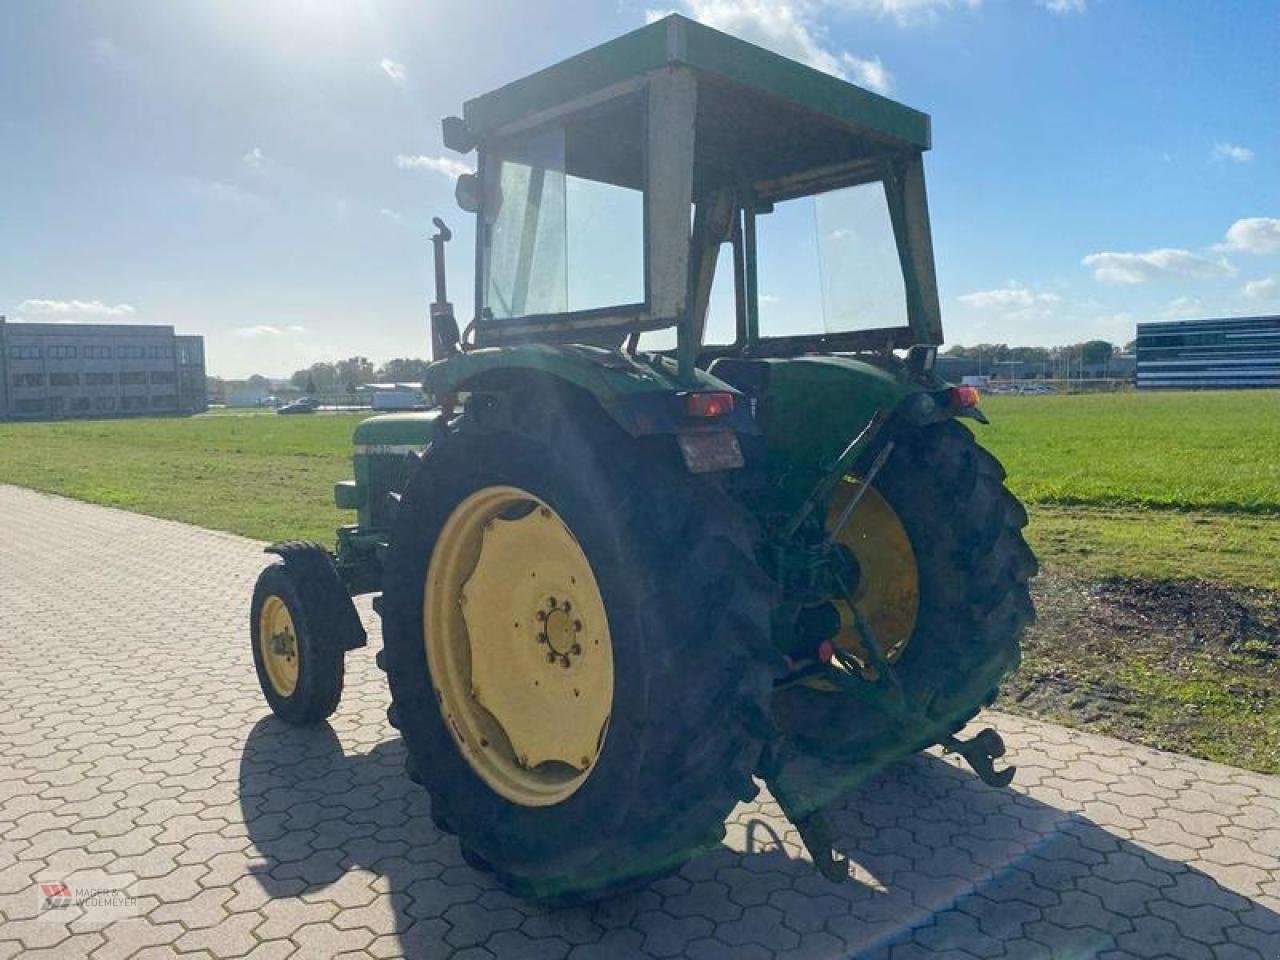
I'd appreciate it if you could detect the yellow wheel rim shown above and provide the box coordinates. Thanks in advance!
[825,478,919,675]
[424,486,614,807]
[259,595,300,697]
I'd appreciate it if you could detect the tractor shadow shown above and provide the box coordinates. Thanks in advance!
[239,717,1280,959]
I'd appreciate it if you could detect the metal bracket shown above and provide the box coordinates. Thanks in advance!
[759,744,850,884]
[793,810,850,883]
[942,727,1015,788]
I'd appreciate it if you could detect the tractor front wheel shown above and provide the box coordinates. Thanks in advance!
[250,563,345,725]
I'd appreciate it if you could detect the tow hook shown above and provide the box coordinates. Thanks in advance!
[942,727,1015,787]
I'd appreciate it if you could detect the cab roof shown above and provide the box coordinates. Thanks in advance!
[460,14,931,154]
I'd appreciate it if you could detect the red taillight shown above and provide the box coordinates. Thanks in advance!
[685,391,735,418]
[950,385,981,408]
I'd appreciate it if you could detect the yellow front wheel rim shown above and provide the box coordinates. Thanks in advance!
[259,595,300,697]
[424,486,614,808]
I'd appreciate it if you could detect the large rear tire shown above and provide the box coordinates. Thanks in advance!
[380,393,780,904]
[772,421,1036,803]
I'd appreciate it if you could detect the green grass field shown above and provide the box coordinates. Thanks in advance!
[2,392,1276,585]
[977,391,1280,514]
[3,391,1277,771]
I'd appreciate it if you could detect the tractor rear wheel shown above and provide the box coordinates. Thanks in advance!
[772,420,1036,805]
[380,398,779,904]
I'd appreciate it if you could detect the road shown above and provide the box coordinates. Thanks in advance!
[0,484,1276,959]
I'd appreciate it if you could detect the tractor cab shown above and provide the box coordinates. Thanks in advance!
[439,13,942,381]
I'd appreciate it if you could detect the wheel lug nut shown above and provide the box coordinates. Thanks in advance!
[560,656,571,668]
[537,633,548,645]
[563,601,572,613]
[546,651,557,663]
[536,610,547,622]
[573,620,582,632]
[571,643,582,655]
[548,597,557,608]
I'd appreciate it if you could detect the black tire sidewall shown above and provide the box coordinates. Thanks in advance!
[383,419,775,891]
[773,421,1035,755]
[250,564,344,725]
[384,428,669,868]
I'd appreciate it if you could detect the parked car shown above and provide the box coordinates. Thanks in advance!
[277,397,319,415]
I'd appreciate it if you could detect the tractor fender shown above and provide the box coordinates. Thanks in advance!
[423,343,757,437]
[263,541,368,651]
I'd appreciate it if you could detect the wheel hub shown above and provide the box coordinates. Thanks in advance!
[258,596,300,697]
[425,486,614,806]
[538,599,583,664]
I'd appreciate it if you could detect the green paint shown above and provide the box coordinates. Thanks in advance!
[351,411,443,447]
[755,356,918,504]
[425,344,738,423]
[461,15,930,150]
[346,411,444,528]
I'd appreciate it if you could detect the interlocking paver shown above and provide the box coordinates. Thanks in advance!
[1,483,1278,959]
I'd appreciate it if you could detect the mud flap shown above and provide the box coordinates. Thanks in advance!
[264,541,367,651]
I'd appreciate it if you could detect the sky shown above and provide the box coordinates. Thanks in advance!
[1,0,1277,379]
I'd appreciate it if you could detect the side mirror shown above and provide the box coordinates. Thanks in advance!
[455,173,480,213]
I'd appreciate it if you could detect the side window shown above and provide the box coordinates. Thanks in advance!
[484,96,645,319]
[756,180,908,338]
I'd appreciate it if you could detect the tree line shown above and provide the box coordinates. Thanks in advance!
[214,341,1138,393]
[943,339,1135,367]
[286,357,431,394]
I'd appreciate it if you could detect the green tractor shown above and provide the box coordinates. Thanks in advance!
[250,14,1036,903]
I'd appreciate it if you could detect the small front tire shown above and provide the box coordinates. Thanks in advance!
[250,563,345,725]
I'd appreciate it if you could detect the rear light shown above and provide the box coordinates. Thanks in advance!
[950,385,980,408]
[684,391,735,418]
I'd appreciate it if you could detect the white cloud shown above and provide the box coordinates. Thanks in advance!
[91,37,132,69]
[957,286,1061,309]
[836,0,980,26]
[18,298,136,318]
[379,58,406,84]
[1212,142,1254,164]
[648,1,892,92]
[1162,295,1207,319]
[1243,276,1280,301]
[843,54,890,93]
[1038,0,1086,13]
[1218,217,1280,254]
[234,324,306,338]
[395,154,473,178]
[1081,248,1234,285]
[242,146,265,171]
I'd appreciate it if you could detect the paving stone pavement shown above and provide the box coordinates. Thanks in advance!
[0,483,1277,960]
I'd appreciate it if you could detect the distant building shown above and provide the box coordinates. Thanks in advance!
[0,317,207,420]
[1136,315,1280,390]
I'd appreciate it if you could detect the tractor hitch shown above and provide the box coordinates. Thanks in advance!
[942,727,1015,788]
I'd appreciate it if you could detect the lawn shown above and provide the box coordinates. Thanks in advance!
[3,392,1277,771]
[977,390,1280,514]
[3,392,1276,583]
[0,410,360,544]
